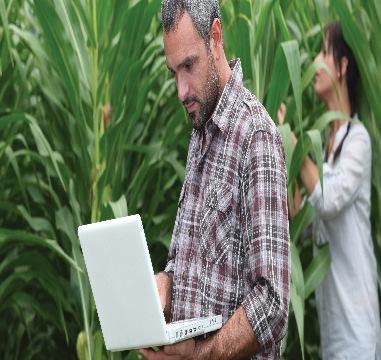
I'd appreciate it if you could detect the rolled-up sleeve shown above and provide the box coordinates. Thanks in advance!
[241,130,290,350]
[164,255,175,273]
[308,127,371,219]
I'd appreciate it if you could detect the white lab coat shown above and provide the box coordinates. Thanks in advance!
[309,118,381,359]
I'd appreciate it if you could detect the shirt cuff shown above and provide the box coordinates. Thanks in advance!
[241,283,287,350]
[164,259,175,273]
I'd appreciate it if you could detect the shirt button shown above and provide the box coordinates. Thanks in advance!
[188,228,193,237]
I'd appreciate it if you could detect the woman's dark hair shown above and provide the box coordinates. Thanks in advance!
[324,21,360,117]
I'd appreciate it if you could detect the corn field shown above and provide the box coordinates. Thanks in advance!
[0,0,380,359]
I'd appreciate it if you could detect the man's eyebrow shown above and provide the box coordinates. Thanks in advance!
[178,55,198,70]
[167,55,199,73]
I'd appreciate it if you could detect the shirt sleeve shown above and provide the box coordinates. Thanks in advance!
[308,126,371,220]
[164,252,175,273]
[241,130,290,350]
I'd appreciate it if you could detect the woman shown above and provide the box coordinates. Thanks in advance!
[279,22,381,359]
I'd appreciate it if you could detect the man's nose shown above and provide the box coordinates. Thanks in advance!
[177,77,189,103]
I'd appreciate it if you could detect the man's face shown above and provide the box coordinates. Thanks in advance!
[164,12,220,130]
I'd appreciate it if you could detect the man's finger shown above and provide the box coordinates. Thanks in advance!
[163,342,185,355]
[138,348,176,360]
[163,338,195,356]
[138,348,158,360]
[163,343,179,355]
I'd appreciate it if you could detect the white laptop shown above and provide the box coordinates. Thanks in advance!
[78,214,222,351]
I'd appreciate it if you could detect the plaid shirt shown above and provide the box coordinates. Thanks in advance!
[165,59,290,359]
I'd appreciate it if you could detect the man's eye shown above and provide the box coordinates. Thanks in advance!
[185,62,193,71]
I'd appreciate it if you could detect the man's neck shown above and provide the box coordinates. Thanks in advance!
[219,58,232,95]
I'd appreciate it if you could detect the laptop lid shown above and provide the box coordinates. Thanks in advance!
[78,215,168,351]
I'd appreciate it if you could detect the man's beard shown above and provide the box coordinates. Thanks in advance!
[184,55,221,131]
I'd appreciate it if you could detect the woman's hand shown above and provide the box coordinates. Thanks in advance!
[277,102,287,125]
[277,102,303,217]
[277,102,298,149]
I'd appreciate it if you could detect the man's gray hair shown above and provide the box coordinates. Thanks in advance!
[161,0,221,46]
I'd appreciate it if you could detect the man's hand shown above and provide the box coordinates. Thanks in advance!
[138,338,196,360]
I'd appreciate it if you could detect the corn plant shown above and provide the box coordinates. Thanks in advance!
[1,0,185,358]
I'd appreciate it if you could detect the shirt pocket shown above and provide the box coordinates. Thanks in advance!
[200,183,233,264]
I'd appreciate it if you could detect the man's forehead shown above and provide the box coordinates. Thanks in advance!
[164,36,199,64]
[163,12,204,51]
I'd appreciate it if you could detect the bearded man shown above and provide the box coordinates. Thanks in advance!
[140,1,290,359]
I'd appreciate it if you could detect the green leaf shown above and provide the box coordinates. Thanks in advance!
[27,115,67,191]
[273,1,291,41]
[282,40,302,138]
[313,111,351,132]
[33,0,83,115]
[76,331,89,360]
[291,242,305,300]
[0,0,13,65]
[306,129,323,190]
[301,62,318,91]
[253,0,275,54]
[0,228,81,272]
[304,244,331,299]
[0,113,28,129]
[288,136,306,186]
[126,350,143,360]
[288,130,323,189]
[17,205,54,235]
[290,241,305,358]
[290,202,315,243]
[53,0,90,90]
[291,282,305,360]
[277,124,292,177]
[109,195,128,219]
[5,145,29,207]
[266,45,290,121]
[93,330,104,360]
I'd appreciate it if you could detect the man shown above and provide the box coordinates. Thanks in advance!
[139,1,290,359]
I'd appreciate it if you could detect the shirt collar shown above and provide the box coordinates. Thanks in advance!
[210,58,244,135]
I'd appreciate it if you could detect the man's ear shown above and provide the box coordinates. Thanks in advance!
[210,18,223,60]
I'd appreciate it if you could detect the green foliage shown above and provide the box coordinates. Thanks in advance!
[0,0,380,359]
[1,0,184,358]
